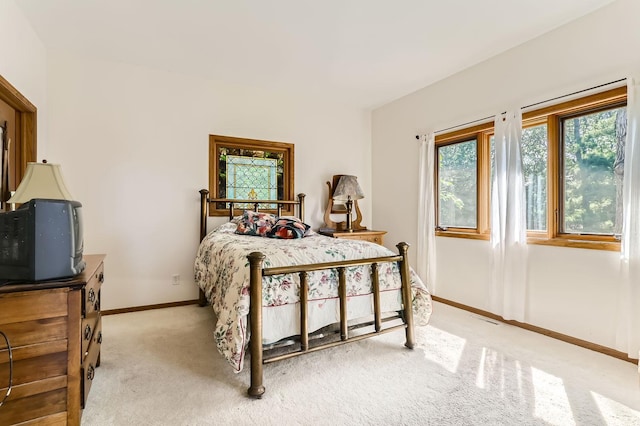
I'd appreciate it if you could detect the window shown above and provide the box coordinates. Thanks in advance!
[435,86,627,250]
[208,135,295,216]
[437,139,477,229]
[489,123,548,232]
[561,106,626,236]
[522,124,549,231]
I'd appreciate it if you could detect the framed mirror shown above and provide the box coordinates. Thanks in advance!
[0,75,37,212]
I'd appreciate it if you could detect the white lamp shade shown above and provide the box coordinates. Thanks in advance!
[8,162,74,204]
[332,175,364,201]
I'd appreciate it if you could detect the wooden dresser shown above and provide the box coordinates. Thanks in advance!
[318,228,387,245]
[0,254,105,425]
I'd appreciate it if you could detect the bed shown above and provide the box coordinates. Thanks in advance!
[193,189,432,397]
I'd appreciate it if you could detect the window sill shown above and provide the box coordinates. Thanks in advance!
[435,232,620,251]
[527,237,620,252]
[435,231,489,241]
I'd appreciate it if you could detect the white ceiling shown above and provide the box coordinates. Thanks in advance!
[16,0,615,109]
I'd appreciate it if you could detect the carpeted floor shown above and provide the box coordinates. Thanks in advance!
[81,302,640,425]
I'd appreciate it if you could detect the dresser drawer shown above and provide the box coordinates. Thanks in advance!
[355,234,383,244]
[0,289,68,325]
[0,316,67,349]
[342,233,384,245]
[369,235,383,244]
[0,340,68,386]
[81,315,100,360]
[81,316,102,408]
[82,262,103,318]
[318,229,386,246]
[0,387,67,425]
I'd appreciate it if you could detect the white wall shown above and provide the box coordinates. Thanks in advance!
[7,0,632,350]
[45,51,372,310]
[0,0,47,153]
[372,0,640,350]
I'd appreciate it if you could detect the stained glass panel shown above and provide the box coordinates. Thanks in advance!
[226,155,277,209]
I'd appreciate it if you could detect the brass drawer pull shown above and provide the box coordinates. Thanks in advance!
[88,288,96,303]
[97,331,103,344]
[84,324,92,341]
[87,365,95,381]
[98,272,104,283]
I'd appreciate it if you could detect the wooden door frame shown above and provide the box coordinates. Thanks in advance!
[0,74,37,186]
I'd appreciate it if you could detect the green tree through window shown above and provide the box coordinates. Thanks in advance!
[562,106,626,235]
[434,86,627,250]
[438,140,477,228]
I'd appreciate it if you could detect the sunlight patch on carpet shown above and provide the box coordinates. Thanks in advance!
[531,367,575,426]
[475,347,489,389]
[591,391,640,425]
[475,348,525,395]
[421,325,466,373]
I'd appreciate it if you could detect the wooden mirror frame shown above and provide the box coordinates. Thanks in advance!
[0,74,37,211]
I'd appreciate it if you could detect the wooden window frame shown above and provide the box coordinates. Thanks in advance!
[208,134,295,217]
[435,122,493,241]
[435,86,627,251]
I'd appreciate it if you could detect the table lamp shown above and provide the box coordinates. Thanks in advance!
[8,161,74,204]
[332,175,364,232]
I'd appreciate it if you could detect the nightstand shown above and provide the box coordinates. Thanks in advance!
[318,228,387,245]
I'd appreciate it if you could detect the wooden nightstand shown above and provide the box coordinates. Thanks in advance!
[318,228,387,245]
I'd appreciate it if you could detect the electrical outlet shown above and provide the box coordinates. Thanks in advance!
[172,274,180,285]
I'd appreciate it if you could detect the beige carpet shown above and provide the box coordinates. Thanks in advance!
[81,302,640,425]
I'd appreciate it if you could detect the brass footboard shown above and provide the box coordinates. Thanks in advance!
[246,242,415,398]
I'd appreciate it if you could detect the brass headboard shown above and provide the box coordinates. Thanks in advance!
[199,189,306,241]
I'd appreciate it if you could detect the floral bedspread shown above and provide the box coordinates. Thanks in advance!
[194,222,432,372]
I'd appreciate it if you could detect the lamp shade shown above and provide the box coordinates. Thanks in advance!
[332,175,364,201]
[8,162,74,204]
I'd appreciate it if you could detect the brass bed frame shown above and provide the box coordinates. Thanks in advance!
[198,189,415,398]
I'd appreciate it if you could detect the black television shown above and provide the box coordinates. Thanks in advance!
[0,198,85,282]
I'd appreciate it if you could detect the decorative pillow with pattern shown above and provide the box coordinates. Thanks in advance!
[278,216,315,236]
[235,211,277,237]
[268,217,311,239]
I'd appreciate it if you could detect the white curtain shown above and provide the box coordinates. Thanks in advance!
[417,133,436,293]
[617,76,640,362]
[490,110,528,322]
